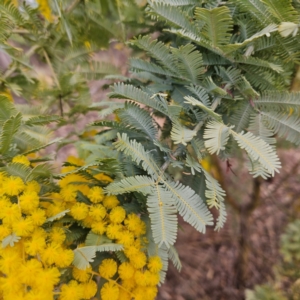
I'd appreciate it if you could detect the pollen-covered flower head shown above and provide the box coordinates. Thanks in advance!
[102,195,119,209]
[88,186,105,203]
[118,262,135,280]
[3,176,25,196]
[109,206,126,224]
[70,202,89,220]
[101,282,119,300]
[99,258,117,279]
[12,155,30,166]
[148,256,163,273]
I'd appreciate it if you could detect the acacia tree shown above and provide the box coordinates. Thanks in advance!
[1,0,300,299]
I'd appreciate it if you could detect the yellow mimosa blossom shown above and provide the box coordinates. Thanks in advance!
[121,278,136,291]
[101,282,119,300]
[89,204,106,221]
[72,266,92,282]
[28,208,46,226]
[37,0,53,22]
[110,206,126,223]
[134,270,147,286]
[88,186,105,203]
[106,223,123,240]
[54,248,74,268]
[2,203,21,225]
[118,262,135,280]
[35,267,60,290]
[70,202,89,220]
[0,250,23,274]
[25,180,41,194]
[99,258,117,279]
[19,259,43,285]
[60,185,78,202]
[82,280,97,299]
[148,256,163,273]
[12,217,34,236]
[103,195,120,209]
[124,245,140,259]
[59,280,84,300]
[117,230,134,247]
[124,213,146,236]
[144,270,160,286]
[49,227,66,244]
[91,220,107,235]
[3,176,25,196]
[19,191,40,214]
[12,155,31,166]
[41,243,60,265]
[118,289,131,300]
[24,235,46,256]
[129,251,147,269]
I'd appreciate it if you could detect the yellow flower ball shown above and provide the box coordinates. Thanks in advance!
[88,186,105,203]
[19,191,40,214]
[148,256,163,273]
[12,155,30,166]
[130,251,147,269]
[99,258,117,279]
[59,280,83,300]
[3,176,25,196]
[103,195,119,209]
[82,281,97,299]
[110,206,126,224]
[28,208,46,226]
[91,220,107,235]
[101,282,119,300]
[70,202,89,220]
[89,204,106,221]
[72,266,92,283]
[118,262,135,280]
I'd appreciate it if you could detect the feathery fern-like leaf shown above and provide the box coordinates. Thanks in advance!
[170,122,197,146]
[147,185,178,248]
[204,121,231,155]
[230,129,281,176]
[164,180,214,233]
[113,133,160,178]
[105,176,154,195]
[0,112,22,155]
[194,6,233,47]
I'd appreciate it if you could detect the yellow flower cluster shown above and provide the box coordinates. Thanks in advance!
[0,155,163,300]
[55,157,163,300]
[36,0,53,22]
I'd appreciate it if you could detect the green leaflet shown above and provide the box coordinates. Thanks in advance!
[72,244,123,270]
[0,112,22,155]
[105,175,154,195]
[164,180,214,233]
[204,121,231,155]
[147,185,178,248]
[231,129,281,176]
[113,133,160,178]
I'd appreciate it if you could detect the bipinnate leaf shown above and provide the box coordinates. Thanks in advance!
[147,185,178,248]
[105,175,154,195]
[164,180,214,233]
[2,233,21,248]
[46,210,70,222]
[0,112,22,155]
[113,133,160,178]
[168,245,182,271]
[231,130,281,177]
[170,122,197,146]
[204,121,231,154]
[73,244,123,270]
